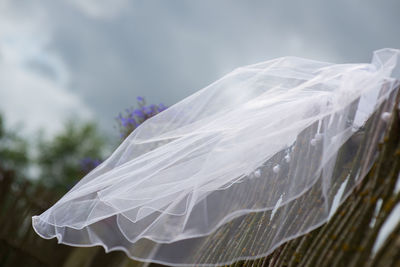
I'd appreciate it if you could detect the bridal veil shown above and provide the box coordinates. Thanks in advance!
[32,48,400,266]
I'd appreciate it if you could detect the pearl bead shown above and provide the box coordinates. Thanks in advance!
[381,112,391,122]
[310,138,317,146]
[284,154,291,163]
[315,133,323,141]
[273,165,280,173]
[254,169,261,178]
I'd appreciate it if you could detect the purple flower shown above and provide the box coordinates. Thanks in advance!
[120,117,129,127]
[142,105,153,115]
[116,97,168,140]
[80,157,102,173]
[158,103,167,111]
[133,109,145,119]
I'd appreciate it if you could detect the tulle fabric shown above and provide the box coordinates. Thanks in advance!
[32,48,400,266]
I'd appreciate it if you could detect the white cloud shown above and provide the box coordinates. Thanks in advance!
[0,0,399,138]
[66,0,129,19]
[0,1,93,136]
[0,43,93,136]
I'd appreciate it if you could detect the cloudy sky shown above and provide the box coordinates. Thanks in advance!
[1,0,399,138]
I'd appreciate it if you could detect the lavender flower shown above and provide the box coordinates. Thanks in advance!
[80,157,102,173]
[115,97,168,140]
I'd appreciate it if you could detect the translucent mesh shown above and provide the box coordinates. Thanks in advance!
[32,48,400,266]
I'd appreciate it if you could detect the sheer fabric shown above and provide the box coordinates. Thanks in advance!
[32,49,400,266]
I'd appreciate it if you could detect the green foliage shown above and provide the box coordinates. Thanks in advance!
[0,114,29,174]
[36,119,105,195]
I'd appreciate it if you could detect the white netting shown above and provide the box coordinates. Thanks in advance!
[33,48,400,266]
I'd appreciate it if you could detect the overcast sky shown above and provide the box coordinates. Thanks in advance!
[1,0,399,138]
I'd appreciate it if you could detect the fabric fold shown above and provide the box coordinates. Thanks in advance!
[33,48,400,266]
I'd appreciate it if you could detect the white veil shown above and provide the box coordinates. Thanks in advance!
[32,49,400,266]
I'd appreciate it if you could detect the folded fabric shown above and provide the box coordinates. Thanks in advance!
[32,48,400,266]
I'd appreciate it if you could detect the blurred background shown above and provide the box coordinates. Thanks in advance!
[0,0,399,266]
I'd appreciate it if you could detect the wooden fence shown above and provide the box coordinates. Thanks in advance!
[0,167,147,267]
[231,87,400,267]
